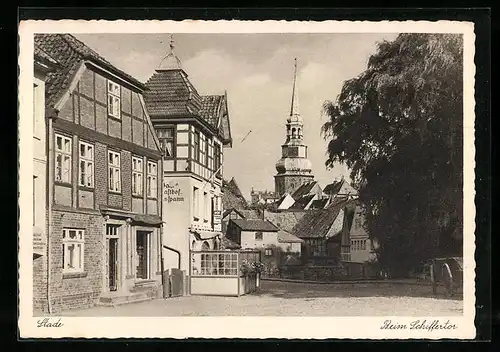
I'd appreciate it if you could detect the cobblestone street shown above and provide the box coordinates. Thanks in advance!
[61,280,463,317]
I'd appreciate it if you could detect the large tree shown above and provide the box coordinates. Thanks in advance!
[322,34,463,277]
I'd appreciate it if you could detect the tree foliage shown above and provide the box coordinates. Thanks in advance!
[322,34,463,277]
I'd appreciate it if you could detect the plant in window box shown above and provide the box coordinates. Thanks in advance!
[240,260,252,277]
[251,261,266,274]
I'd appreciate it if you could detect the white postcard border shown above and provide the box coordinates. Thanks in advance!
[18,19,476,339]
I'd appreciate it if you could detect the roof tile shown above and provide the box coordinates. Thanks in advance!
[291,198,354,239]
[230,219,278,232]
[35,34,145,108]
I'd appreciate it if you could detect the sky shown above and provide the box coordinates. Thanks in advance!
[74,32,398,200]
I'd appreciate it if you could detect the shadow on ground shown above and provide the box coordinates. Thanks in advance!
[253,281,463,301]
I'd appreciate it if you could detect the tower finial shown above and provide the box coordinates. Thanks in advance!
[290,57,300,117]
[157,33,182,71]
[169,34,175,53]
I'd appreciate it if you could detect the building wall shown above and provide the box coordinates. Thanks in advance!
[161,175,223,273]
[33,71,48,312]
[274,174,314,197]
[240,230,278,249]
[277,242,302,253]
[53,65,161,215]
[161,122,224,188]
[36,64,162,312]
[349,207,377,263]
[45,210,104,313]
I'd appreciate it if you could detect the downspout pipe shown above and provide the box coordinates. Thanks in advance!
[163,245,181,270]
[46,109,56,314]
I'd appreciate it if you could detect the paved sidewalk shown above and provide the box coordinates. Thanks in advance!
[61,280,463,317]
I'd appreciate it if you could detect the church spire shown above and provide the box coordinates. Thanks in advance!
[290,58,300,117]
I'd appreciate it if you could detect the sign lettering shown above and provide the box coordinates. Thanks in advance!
[163,182,185,203]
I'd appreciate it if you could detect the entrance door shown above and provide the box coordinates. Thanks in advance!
[136,231,150,279]
[108,238,118,291]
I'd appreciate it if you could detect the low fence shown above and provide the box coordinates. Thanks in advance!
[262,261,381,281]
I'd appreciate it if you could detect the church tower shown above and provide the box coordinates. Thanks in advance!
[274,58,314,197]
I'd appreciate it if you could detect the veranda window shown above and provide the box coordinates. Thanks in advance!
[192,252,238,276]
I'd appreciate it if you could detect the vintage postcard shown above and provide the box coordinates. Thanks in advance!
[18,19,476,339]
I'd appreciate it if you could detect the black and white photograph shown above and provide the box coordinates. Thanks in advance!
[18,19,476,339]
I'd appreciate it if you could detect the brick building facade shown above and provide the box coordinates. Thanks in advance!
[34,34,164,313]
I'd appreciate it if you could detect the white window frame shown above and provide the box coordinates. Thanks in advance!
[132,156,143,196]
[193,187,199,220]
[79,141,94,188]
[62,228,85,273]
[108,150,121,193]
[146,161,158,198]
[55,134,72,183]
[203,192,209,222]
[107,80,121,119]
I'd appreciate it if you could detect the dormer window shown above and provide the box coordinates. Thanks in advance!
[107,80,121,119]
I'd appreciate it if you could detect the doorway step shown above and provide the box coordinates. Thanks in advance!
[97,283,161,307]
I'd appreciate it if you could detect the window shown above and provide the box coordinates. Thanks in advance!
[255,231,263,241]
[157,128,175,157]
[203,192,209,221]
[62,228,85,273]
[214,143,221,176]
[205,138,209,167]
[147,161,158,198]
[108,150,121,192]
[79,141,94,188]
[55,134,72,183]
[106,224,120,237]
[265,248,273,256]
[194,131,200,162]
[107,80,121,119]
[193,187,199,220]
[192,252,238,276]
[310,239,325,257]
[288,147,299,157]
[132,156,143,196]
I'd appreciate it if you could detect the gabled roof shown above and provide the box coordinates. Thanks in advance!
[144,69,203,118]
[200,95,224,128]
[221,236,241,249]
[323,179,345,195]
[222,177,248,210]
[292,181,318,199]
[310,198,329,210]
[264,211,304,233]
[230,219,278,232]
[34,34,146,108]
[223,208,245,219]
[199,94,232,146]
[292,198,354,239]
[289,194,315,210]
[34,44,59,66]
[239,209,262,220]
[277,230,304,243]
